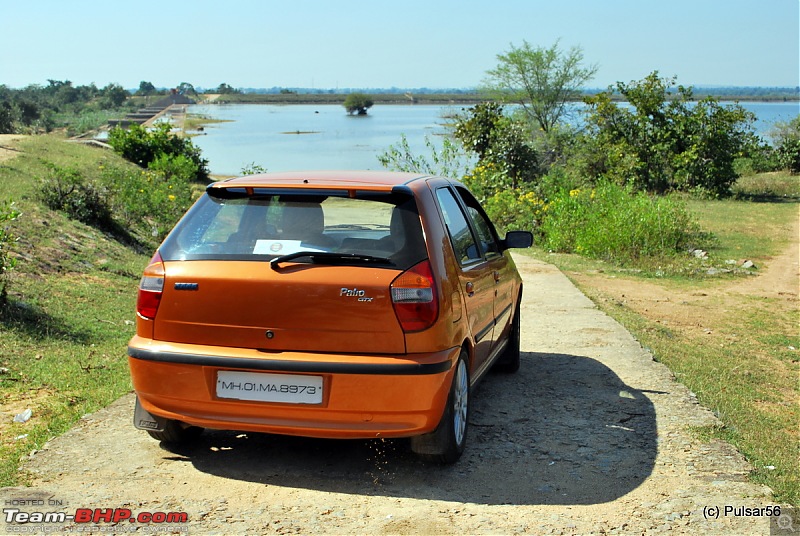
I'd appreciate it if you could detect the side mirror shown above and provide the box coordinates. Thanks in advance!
[502,230,533,250]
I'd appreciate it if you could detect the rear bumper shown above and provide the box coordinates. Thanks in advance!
[128,336,458,439]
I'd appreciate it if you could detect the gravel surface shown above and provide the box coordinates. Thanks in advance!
[1,254,780,535]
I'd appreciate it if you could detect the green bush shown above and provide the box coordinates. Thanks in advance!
[462,162,547,233]
[776,138,800,173]
[63,111,118,137]
[148,152,199,183]
[0,198,20,303]
[107,123,208,181]
[538,181,707,263]
[733,147,781,177]
[37,161,195,245]
[770,115,800,173]
[38,164,113,227]
[99,164,195,242]
[377,134,473,179]
[342,93,374,115]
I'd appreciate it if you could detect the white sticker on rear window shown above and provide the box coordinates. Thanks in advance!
[253,240,326,255]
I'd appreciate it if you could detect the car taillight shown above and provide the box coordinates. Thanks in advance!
[136,252,165,320]
[391,260,439,332]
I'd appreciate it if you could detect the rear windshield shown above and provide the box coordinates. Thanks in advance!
[158,188,428,269]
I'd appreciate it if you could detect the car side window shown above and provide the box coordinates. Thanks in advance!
[455,187,502,259]
[436,187,482,266]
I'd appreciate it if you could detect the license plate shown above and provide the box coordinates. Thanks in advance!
[216,371,323,404]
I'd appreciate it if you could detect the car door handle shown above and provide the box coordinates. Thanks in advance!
[493,271,501,283]
[465,282,475,297]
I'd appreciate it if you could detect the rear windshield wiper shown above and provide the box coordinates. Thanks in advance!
[325,223,388,231]
[270,251,394,270]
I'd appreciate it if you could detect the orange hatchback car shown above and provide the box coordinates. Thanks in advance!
[129,170,532,463]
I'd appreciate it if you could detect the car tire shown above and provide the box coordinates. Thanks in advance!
[493,298,521,373]
[147,419,203,444]
[410,350,470,464]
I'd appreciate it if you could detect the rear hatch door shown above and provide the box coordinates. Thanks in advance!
[155,261,406,354]
[151,184,429,355]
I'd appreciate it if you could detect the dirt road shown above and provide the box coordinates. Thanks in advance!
[1,255,780,535]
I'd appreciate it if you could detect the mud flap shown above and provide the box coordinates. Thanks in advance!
[133,396,166,432]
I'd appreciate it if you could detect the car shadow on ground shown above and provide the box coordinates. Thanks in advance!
[170,352,658,506]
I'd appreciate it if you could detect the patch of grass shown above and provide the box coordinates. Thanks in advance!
[539,182,710,263]
[55,110,119,137]
[2,135,110,195]
[1,272,138,486]
[604,298,799,505]
[538,193,798,282]
[686,197,798,262]
[732,171,800,200]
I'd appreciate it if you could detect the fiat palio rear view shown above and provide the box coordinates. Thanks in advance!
[128,170,532,463]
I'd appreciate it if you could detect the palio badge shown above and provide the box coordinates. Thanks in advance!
[340,287,374,302]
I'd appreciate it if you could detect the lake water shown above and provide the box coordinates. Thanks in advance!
[188,102,800,176]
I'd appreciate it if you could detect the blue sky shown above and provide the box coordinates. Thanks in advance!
[1,0,798,90]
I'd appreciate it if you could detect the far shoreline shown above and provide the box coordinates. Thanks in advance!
[196,91,800,106]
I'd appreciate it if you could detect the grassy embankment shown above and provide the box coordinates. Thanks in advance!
[0,135,147,485]
[0,134,797,506]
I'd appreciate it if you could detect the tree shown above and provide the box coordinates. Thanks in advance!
[453,102,504,159]
[16,99,40,126]
[0,101,13,134]
[481,40,598,132]
[343,93,374,115]
[45,79,79,106]
[214,83,241,95]
[453,102,538,187]
[136,81,157,96]
[177,82,198,97]
[101,83,128,108]
[583,72,757,195]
